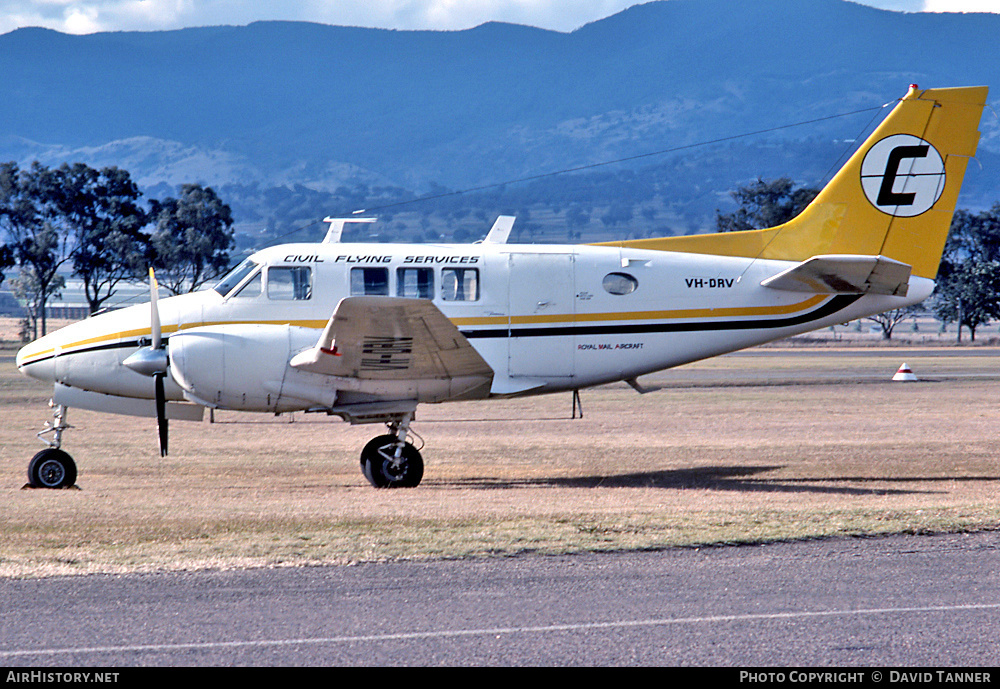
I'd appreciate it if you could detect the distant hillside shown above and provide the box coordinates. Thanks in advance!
[1,0,998,243]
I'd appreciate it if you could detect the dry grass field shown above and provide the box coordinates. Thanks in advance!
[3,334,1000,578]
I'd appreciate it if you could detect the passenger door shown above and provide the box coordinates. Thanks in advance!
[507,252,575,378]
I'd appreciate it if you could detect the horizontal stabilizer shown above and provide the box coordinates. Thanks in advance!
[760,254,911,296]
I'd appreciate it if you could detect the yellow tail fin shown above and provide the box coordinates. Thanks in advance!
[603,85,989,279]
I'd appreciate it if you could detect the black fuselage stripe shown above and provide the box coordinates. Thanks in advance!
[20,339,146,367]
[461,294,861,339]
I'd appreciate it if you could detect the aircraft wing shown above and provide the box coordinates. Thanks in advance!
[760,254,911,296]
[290,296,494,386]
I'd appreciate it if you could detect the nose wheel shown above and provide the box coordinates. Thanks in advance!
[27,448,77,489]
[26,403,78,489]
[360,414,424,488]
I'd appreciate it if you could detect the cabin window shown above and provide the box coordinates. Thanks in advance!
[232,272,262,298]
[268,266,312,300]
[214,259,259,297]
[396,267,434,299]
[441,268,479,301]
[603,272,638,295]
[351,267,389,296]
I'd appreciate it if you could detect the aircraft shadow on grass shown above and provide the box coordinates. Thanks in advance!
[431,466,993,495]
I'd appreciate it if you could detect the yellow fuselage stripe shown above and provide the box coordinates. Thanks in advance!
[17,295,826,365]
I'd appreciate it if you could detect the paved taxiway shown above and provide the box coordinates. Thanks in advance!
[2,531,999,666]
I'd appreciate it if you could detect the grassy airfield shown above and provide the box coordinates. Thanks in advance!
[3,330,1000,577]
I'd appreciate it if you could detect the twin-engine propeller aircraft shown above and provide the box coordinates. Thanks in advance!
[16,85,989,489]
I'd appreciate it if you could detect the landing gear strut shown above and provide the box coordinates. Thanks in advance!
[26,402,78,489]
[360,413,424,488]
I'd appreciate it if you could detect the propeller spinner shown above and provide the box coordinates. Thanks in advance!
[122,268,170,456]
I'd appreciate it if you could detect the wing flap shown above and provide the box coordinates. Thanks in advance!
[290,297,494,383]
[760,254,911,296]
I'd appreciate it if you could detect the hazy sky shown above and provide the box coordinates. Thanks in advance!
[0,0,997,36]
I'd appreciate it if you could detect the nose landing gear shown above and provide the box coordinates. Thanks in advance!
[26,402,78,489]
[360,413,424,488]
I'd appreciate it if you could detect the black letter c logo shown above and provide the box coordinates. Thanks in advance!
[876,145,929,207]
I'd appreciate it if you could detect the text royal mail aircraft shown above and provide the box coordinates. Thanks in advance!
[16,85,989,489]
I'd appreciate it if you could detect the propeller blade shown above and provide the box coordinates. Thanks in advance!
[154,372,168,457]
[149,267,161,351]
[123,269,169,378]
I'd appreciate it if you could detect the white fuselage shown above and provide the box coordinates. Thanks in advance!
[16,240,932,414]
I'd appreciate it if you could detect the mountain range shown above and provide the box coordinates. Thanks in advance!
[0,0,998,237]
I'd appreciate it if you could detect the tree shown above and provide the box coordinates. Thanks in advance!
[0,242,13,289]
[149,184,235,295]
[942,205,1000,264]
[566,204,590,229]
[933,205,1000,342]
[57,163,149,314]
[600,202,633,228]
[10,265,64,342]
[715,177,819,232]
[864,307,918,340]
[0,162,73,338]
[933,259,1000,342]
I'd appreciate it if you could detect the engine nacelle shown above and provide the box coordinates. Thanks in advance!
[168,324,313,412]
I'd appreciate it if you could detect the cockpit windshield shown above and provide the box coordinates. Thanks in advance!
[213,259,260,297]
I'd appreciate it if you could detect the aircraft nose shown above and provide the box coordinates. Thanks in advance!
[16,336,58,383]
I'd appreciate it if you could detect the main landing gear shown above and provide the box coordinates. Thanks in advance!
[360,413,424,488]
[26,402,78,489]
[27,402,426,490]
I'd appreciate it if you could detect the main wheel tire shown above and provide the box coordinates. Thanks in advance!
[361,438,423,489]
[360,434,397,469]
[27,449,77,489]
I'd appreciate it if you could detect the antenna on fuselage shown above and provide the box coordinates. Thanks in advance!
[322,217,378,243]
[481,215,516,244]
